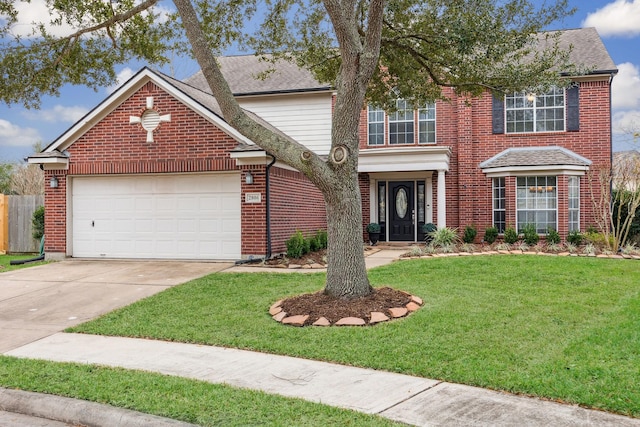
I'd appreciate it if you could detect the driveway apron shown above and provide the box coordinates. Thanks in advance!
[0,260,232,353]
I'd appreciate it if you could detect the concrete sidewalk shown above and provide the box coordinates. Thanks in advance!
[6,332,640,427]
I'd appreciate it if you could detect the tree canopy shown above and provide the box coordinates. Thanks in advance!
[1,0,578,298]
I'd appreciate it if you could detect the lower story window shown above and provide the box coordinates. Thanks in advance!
[516,176,557,233]
[492,177,506,233]
[568,176,580,231]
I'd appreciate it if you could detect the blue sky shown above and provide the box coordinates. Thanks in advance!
[1,0,640,162]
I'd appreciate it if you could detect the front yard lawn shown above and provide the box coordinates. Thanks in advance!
[69,255,640,418]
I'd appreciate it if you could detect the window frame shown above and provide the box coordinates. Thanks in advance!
[568,176,580,232]
[492,177,506,233]
[516,176,558,234]
[505,87,566,134]
[366,100,436,146]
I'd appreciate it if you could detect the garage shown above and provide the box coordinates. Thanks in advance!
[71,173,241,260]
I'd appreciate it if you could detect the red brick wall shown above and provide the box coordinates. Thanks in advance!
[45,81,248,256]
[358,80,612,240]
[269,167,327,255]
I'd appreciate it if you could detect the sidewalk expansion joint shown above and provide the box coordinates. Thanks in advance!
[376,380,444,415]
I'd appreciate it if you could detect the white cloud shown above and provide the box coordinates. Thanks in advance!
[22,105,89,123]
[106,68,136,94]
[612,62,640,110]
[0,119,42,147]
[3,0,76,38]
[582,0,640,37]
[612,110,640,133]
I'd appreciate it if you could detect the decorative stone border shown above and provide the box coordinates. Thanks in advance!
[269,294,424,327]
[404,250,640,260]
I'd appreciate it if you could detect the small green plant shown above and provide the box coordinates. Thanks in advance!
[407,245,423,257]
[429,227,460,248]
[366,223,381,233]
[32,206,45,240]
[515,242,529,252]
[622,243,638,255]
[422,223,437,244]
[546,228,561,245]
[495,242,511,251]
[504,226,518,244]
[463,224,477,244]
[483,226,498,244]
[583,242,597,256]
[286,230,306,258]
[460,243,476,253]
[546,242,562,252]
[567,230,583,246]
[564,241,577,253]
[522,224,539,246]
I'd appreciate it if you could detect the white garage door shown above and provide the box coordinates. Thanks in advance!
[72,173,241,260]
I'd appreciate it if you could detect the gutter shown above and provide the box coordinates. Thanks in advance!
[265,153,277,259]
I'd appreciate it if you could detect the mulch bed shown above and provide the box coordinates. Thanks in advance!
[279,286,414,326]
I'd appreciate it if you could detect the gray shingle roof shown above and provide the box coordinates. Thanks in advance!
[480,146,592,169]
[184,55,331,96]
[543,27,617,74]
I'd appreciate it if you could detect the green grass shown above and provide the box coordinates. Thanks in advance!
[69,256,640,418]
[0,254,47,272]
[0,356,400,426]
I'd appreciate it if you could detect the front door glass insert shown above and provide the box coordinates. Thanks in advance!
[396,188,408,218]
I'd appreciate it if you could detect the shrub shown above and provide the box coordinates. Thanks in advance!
[286,230,306,259]
[567,230,583,246]
[546,228,561,245]
[308,235,321,252]
[462,224,477,244]
[366,223,381,233]
[504,226,518,244]
[316,230,328,249]
[32,206,45,240]
[483,226,498,244]
[522,224,539,246]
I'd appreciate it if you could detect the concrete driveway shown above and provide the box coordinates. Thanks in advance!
[0,260,232,353]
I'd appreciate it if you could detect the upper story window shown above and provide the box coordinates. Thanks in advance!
[505,87,565,133]
[367,100,436,146]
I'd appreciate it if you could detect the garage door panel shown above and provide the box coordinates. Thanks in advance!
[72,173,241,260]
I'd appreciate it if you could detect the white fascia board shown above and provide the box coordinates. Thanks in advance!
[230,150,298,171]
[358,146,451,173]
[482,164,590,178]
[45,68,254,154]
[27,156,69,170]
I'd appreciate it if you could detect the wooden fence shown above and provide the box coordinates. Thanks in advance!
[0,194,44,254]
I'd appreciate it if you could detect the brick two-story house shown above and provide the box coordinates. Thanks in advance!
[30,27,616,260]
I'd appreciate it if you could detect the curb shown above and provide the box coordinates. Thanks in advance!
[0,388,197,427]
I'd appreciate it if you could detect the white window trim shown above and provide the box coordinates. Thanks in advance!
[505,88,566,134]
[366,101,437,146]
[515,176,558,234]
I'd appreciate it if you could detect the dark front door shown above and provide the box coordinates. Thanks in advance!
[389,181,414,241]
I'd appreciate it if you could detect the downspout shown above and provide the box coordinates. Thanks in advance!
[609,72,615,238]
[265,153,276,259]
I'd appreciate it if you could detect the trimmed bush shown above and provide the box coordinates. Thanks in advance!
[504,227,518,244]
[286,230,306,258]
[483,226,498,244]
[567,230,583,246]
[546,228,561,245]
[522,223,539,246]
[316,230,328,249]
[463,225,477,244]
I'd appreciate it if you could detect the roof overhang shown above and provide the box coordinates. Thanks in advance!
[480,146,591,178]
[358,146,451,173]
[27,151,69,170]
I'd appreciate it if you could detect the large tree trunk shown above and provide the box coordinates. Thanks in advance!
[324,171,372,298]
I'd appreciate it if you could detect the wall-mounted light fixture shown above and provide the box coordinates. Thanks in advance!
[245,171,254,185]
[50,176,59,188]
[527,93,536,102]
